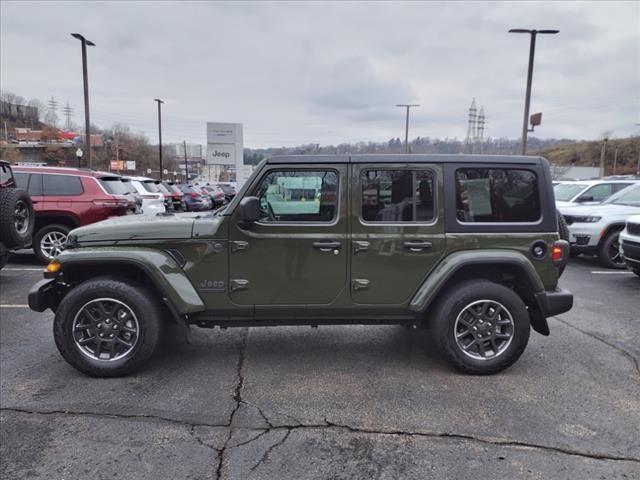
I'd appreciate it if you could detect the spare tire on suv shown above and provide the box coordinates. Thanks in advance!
[0,187,34,249]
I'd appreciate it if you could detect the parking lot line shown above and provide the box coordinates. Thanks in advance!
[0,305,29,308]
[2,268,43,271]
[590,271,634,275]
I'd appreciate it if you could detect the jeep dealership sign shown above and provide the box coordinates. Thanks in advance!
[206,122,243,168]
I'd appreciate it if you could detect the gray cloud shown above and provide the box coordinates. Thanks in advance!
[1,0,638,147]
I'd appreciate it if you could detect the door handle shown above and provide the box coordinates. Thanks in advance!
[403,241,432,252]
[313,241,341,252]
[353,241,370,253]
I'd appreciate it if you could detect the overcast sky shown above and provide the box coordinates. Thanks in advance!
[1,1,638,147]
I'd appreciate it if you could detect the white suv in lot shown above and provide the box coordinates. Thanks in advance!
[559,184,640,269]
[620,214,640,276]
[126,176,166,215]
[554,179,638,208]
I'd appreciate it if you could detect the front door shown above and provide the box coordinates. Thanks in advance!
[350,162,446,305]
[228,165,348,309]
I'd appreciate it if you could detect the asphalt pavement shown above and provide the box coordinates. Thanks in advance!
[1,251,638,479]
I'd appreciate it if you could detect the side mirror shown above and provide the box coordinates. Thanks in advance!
[238,196,260,226]
[576,195,594,202]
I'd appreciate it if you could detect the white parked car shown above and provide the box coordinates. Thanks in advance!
[559,184,640,269]
[126,176,166,215]
[554,179,638,208]
[620,214,640,276]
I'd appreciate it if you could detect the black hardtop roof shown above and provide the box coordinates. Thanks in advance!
[265,154,545,165]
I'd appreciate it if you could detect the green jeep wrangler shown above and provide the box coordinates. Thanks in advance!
[29,154,573,376]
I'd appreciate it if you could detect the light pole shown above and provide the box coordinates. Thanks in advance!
[71,33,95,168]
[396,104,420,153]
[509,28,559,155]
[154,99,164,180]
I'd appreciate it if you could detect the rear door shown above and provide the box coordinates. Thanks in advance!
[350,162,446,305]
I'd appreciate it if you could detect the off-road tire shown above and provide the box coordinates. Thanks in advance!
[0,188,34,249]
[0,243,8,270]
[598,229,626,270]
[53,277,162,377]
[33,224,71,264]
[432,279,531,375]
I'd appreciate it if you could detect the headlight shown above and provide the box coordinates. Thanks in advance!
[572,216,601,223]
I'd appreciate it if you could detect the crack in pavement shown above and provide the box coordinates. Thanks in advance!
[0,406,226,429]
[553,316,640,381]
[215,327,249,480]
[233,420,640,466]
[249,429,291,473]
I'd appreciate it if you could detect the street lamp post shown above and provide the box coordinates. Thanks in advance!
[509,28,559,155]
[154,99,164,180]
[71,33,95,168]
[396,104,420,153]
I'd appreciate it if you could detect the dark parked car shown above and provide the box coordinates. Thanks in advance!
[14,165,135,263]
[29,154,572,377]
[213,182,237,201]
[178,184,211,211]
[162,181,186,211]
[199,184,226,207]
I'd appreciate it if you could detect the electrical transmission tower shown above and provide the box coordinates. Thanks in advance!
[62,102,74,130]
[45,96,59,127]
[463,99,487,154]
[476,106,485,154]
[464,99,477,154]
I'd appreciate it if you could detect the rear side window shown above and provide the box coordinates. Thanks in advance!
[43,174,84,195]
[361,169,435,222]
[28,173,43,195]
[455,168,540,223]
[13,172,29,189]
[99,178,130,195]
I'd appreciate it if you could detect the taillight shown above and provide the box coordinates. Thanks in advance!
[93,198,129,207]
[188,192,200,199]
[551,240,568,267]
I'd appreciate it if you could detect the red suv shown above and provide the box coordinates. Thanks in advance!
[13,166,135,263]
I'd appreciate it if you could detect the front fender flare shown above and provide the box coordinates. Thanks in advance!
[55,247,205,314]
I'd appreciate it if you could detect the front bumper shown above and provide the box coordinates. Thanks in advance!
[28,279,59,312]
[535,288,574,318]
[620,232,640,269]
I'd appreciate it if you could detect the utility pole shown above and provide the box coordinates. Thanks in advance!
[613,147,618,176]
[509,28,559,155]
[396,104,420,153]
[71,33,95,169]
[183,140,188,182]
[154,99,164,180]
[599,137,608,178]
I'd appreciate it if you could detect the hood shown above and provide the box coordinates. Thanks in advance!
[560,203,640,217]
[69,212,220,244]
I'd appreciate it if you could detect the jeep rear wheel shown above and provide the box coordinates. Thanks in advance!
[53,277,162,377]
[432,280,530,374]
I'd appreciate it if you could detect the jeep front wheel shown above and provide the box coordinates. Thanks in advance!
[432,280,530,374]
[53,277,162,377]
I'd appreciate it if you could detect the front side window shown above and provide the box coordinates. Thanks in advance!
[361,170,435,222]
[254,170,338,222]
[43,174,83,195]
[455,168,540,223]
[580,183,616,203]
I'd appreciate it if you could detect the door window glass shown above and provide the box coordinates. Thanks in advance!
[361,170,434,222]
[580,184,614,202]
[43,174,83,195]
[27,173,43,195]
[455,168,539,222]
[254,170,338,222]
[13,172,29,189]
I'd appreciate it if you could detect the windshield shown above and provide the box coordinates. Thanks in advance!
[156,182,171,194]
[140,181,161,193]
[608,186,640,206]
[554,183,588,201]
[99,177,131,195]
